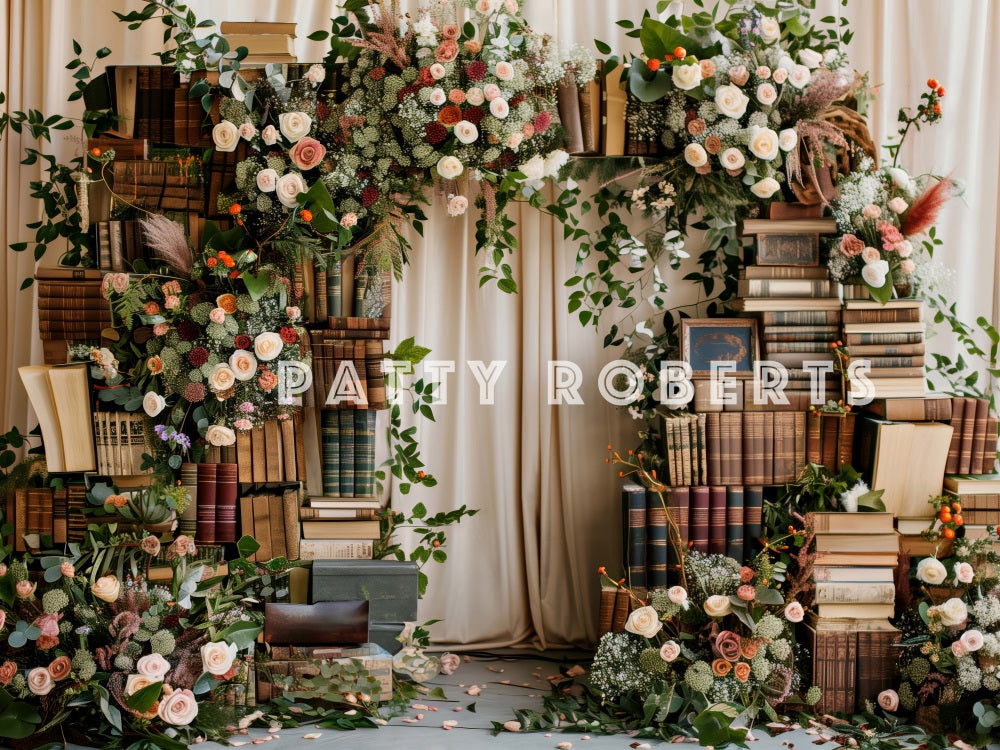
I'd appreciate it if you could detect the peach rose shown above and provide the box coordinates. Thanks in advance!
[699,59,716,78]
[92,575,121,602]
[784,601,805,623]
[212,121,239,152]
[209,307,227,324]
[126,674,160,697]
[208,364,236,394]
[877,689,899,712]
[158,688,199,725]
[712,658,731,676]
[256,168,278,192]
[624,605,663,638]
[253,332,284,362]
[48,655,72,681]
[16,580,37,598]
[261,125,278,145]
[862,247,882,265]
[435,40,459,63]
[27,667,55,695]
[728,65,749,86]
[137,653,171,680]
[840,234,865,257]
[201,641,239,676]
[441,25,459,40]
[60,561,75,577]
[494,61,514,81]
[734,662,751,683]
[228,350,258,381]
[289,136,327,171]
[141,535,161,556]
[153,323,169,337]
[660,640,681,662]
[0,661,17,686]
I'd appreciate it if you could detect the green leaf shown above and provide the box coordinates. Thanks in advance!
[628,59,672,103]
[306,30,330,41]
[125,680,163,713]
[191,671,216,696]
[220,620,262,650]
[594,39,612,55]
[242,270,271,301]
[237,534,260,559]
[638,17,698,60]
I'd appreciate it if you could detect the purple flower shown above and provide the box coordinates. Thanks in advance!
[173,432,191,450]
[154,424,169,440]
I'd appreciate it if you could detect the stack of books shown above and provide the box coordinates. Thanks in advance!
[112,159,202,213]
[556,64,602,155]
[945,396,999,475]
[102,65,178,141]
[193,462,239,544]
[238,486,302,561]
[92,412,151,478]
[806,511,901,714]
[805,411,855,472]
[311,338,387,411]
[704,412,807,485]
[297,496,382,560]
[220,21,297,65]
[843,299,926,399]
[35,270,110,356]
[234,415,307,485]
[943,474,1000,547]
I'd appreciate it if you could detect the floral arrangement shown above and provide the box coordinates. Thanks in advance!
[892,533,1000,741]
[0,528,262,746]
[99,217,310,469]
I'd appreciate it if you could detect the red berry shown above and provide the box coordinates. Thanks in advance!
[646,58,661,72]
[936,86,946,97]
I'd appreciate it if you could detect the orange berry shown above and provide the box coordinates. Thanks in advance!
[927,78,938,89]
[229,203,242,215]
[951,502,962,512]
[417,471,426,479]
[229,269,239,279]
[651,469,657,479]
[432,540,441,547]
[618,471,624,478]
[90,147,101,156]
[936,86,945,97]
[597,566,607,575]
[673,46,686,59]
[939,511,952,524]
[206,257,218,268]
[646,58,661,72]
[954,514,963,526]
[300,209,313,222]
[665,54,675,62]
[932,104,942,115]
[943,527,956,539]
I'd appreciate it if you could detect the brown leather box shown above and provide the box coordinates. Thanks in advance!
[263,600,369,646]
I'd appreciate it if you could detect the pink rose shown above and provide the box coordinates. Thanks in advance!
[877,689,899,712]
[490,98,509,119]
[955,562,975,584]
[234,418,253,431]
[699,59,716,78]
[728,65,749,86]
[448,88,466,104]
[153,323,169,336]
[141,535,161,556]
[888,197,908,214]
[784,601,805,623]
[879,221,904,249]
[504,0,518,11]
[164,295,180,310]
[952,640,968,658]
[494,61,514,81]
[435,40,459,63]
[715,630,743,662]
[862,247,882,264]
[285,306,301,321]
[484,83,502,101]
[159,688,199,726]
[772,67,788,84]
[440,653,461,675]
[863,204,882,219]
[289,136,327,171]
[60,561,75,577]
[16,580,36,598]
[112,273,130,294]
[340,212,358,228]
[239,123,255,140]
[33,613,61,650]
[737,584,756,601]
[209,307,227,324]
[261,125,278,146]
[442,24,460,40]
[429,63,447,80]
[900,259,915,274]
[27,667,55,696]
[429,88,447,106]
[660,640,681,662]
[840,234,865,257]
[961,629,984,652]
[756,65,771,79]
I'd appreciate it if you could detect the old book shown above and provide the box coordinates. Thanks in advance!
[864,396,952,422]
[195,463,217,543]
[705,412,722,485]
[844,331,924,346]
[744,486,763,555]
[719,413,743,485]
[610,587,630,632]
[815,533,900,554]
[354,411,377,497]
[819,413,839,471]
[771,412,793,483]
[239,496,256,560]
[741,218,838,235]
[679,414,693,486]
[760,309,840,326]
[267,494,287,560]
[19,364,96,473]
[761,411,774,485]
[299,506,377,520]
[178,462,198,538]
[731,297,842,312]
[805,624,857,715]
[815,581,895,605]
[307,497,382,508]
[742,265,830,280]
[252,495,273,560]
[664,486,688,580]
[836,413,856,471]
[13,488,27,552]
[293,411,308,485]
[236,430,253,484]
[725,486,744,562]
[689,487,710,554]
[298,538,373,560]
[263,420,282,482]
[960,398,980,474]
[365,340,387,410]
[842,307,923,324]
[944,475,1000,493]
[321,410,341,495]
[622,485,647,589]
[215,463,238,543]
[856,629,901,710]
[278,418,297,481]
[601,61,626,156]
[696,413,708,484]
[971,399,991,474]
[300,520,380,539]
[737,278,833,297]
[741,413,764,485]
[812,512,894,534]
[220,21,297,35]
[816,602,896,619]
[578,77,600,153]
[946,397,966,474]
[791,412,807,477]
[598,585,617,635]
[814,551,899,567]
[984,416,999,473]
[558,72,584,153]
[813,565,894,582]
[339,411,355,497]
[246,424,264,483]
[843,322,925,335]
[708,486,727,555]
[263,601,368,646]
[644,489,666,588]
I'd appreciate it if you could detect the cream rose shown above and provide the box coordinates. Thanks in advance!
[256,168,278,193]
[799,48,824,69]
[205,425,236,447]
[955,562,975,584]
[684,143,708,168]
[429,63,446,80]
[158,688,199,726]
[917,558,948,585]
[92,575,121,603]
[719,148,746,171]
[238,122,255,141]
[751,177,781,199]
[748,126,780,161]
[261,125,278,146]
[466,87,485,106]
[779,128,798,152]
[201,640,239,676]
[759,17,780,43]
[494,61,514,81]
[27,667,55,696]
[788,64,812,89]
[437,155,464,180]
[704,594,732,618]
[275,172,306,208]
[136,653,171,680]
[253,332,284,362]
[772,67,788,84]
[507,132,524,149]
[306,64,326,84]
[519,155,545,181]
[454,120,479,145]
[143,391,166,417]
[447,195,469,217]
[861,260,889,288]
[862,247,882,265]
[756,83,777,106]
[672,63,702,91]
[728,65,749,86]
[667,586,688,605]
[715,84,750,119]
[784,601,805,623]
[660,640,681,662]
[212,121,240,152]
[961,629,984,652]
[207,364,237,393]
[623,605,663,638]
[278,111,312,142]
[126,674,160,696]
[877,689,899,712]
[490,98,510,119]
[936,597,968,627]
[229,350,258,381]
[429,87,447,106]
[888,197,908,214]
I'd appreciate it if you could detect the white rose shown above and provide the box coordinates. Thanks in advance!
[436,155,464,180]
[623,605,663,638]
[684,143,708,168]
[447,195,469,217]
[92,575,121,603]
[158,688,199,726]
[253,332,284,362]
[543,149,569,177]
[27,667,55,696]
[772,67,788,84]
[212,121,240,152]
[305,63,326,84]
[861,260,889,288]
[799,49,824,69]
[715,84,750,118]
[229,349,259,381]
[779,128,798,152]
[143,391,166,417]
[954,562,975,584]
[126,674,160,696]
[205,425,236,446]
[466,87,485,106]
[519,155,545,181]
[256,168,278,192]
[672,63,703,91]
[751,177,781,198]
[136,653,171,680]
[788,64,812,89]
[261,125,278,146]
[756,83,777,106]
[207,364,236,394]
[704,594,732,618]
[507,132,524,149]
[886,167,913,190]
[201,640,238,676]
[278,112,312,142]
[719,147,746,170]
[238,122,255,141]
[490,98,510,119]
[936,597,969,627]
[454,120,479,145]
[888,197,909,214]
[667,586,688,606]
[275,172,306,208]
[749,126,780,160]
[429,87,447,106]
[429,63,446,80]
[759,17,780,43]
[916,557,948,585]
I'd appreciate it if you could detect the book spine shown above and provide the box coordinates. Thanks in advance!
[690,487,710,554]
[947,397,965,474]
[623,487,646,589]
[984,416,999,473]
[644,489,666,589]
[960,397,979,474]
[215,463,238,543]
[725,486,744,563]
[836,414,856,471]
[742,413,762,485]
[708,486,727,555]
[321,410,341,495]
[761,310,841,326]
[338,410,355,497]
[972,399,990,474]
[846,356,925,368]
[298,539,373,560]
[195,463,217,543]
[611,587,630,632]
[329,261,343,319]
[252,495,272,561]
[598,586,617,636]
[179,462,199,538]
[354,410,376,496]
[820,414,839,470]
[844,332,923,345]
[743,486,763,557]
[841,308,922,324]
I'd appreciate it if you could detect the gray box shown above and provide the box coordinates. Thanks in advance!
[369,622,406,654]
[311,560,419,623]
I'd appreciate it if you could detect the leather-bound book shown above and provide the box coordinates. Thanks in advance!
[622,485,647,589]
[644,489,665,589]
[195,463,217,543]
[836,413,856,471]
[708,486,727,555]
[959,397,978,474]
[743,486,763,556]
[806,410,823,465]
[705,412,722,485]
[690,487,710,554]
[946,396,965,474]
[725,486,744,562]
[820,414,839,470]
[971,398,990,474]
[214,463,238,543]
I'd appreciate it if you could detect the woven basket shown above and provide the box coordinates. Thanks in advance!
[821,104,878,171]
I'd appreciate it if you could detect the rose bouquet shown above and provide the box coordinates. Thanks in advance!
[893,533,1000,740]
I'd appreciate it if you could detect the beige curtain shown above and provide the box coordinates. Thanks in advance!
[2,0,999,648]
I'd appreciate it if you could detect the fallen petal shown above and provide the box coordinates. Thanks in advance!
[442,720,458,728]
[566,665,586,677]
[412,704,429,710]
[453,707,462,712]
[303,734,322,740]
[503,720,522,733]
[466,686,481,696]
[556,743,573,750]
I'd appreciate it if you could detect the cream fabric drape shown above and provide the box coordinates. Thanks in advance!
[2,1,999,648]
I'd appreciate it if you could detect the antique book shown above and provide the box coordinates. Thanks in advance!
[236,430,253,484]
[338,410,355,496]
[195,463,218,543]
[600,61,626,156]
[321,410,341,496]
[19,364,95,472]
[299,506,377,520]
[251,424,267,483]
[708,486,727,555]
[298,538,374,560]
[815,582,895,604]
[725,486,744,562]
[815,533,900,554]
[731,297,842,312]
[814,551,899,567]
[719,413,743,485]
[816,602,895,619]
[610,587,630,632]
[705,412,722,485]
[598,585,617,636]
[737,278,833,297]
[689,487,710,555]
[944,475,1000,494]
[664,486,688,580]
[971,398,991,474]
[946,397,967,474]
[812,512,894,534]
[622,484,647,589]
[984,416,999,473]
[300,520,380,539]
[215,463,238,543]
[844,331,924,346]
[557,72,584,154]
[855,628,901,710]
[820,413,839,471]
[178,462,198,538]
[282,488,301,561]
[812,565,894,582]
[865,396,952,422]
[263,601,369,646]
[760,309,840,326]
[741,265,830,280]
[743,486,763,555]
[220,21,298,35]
[354,410,377,496]
[252,495,273,560]
[644,488,666,589]
[959,398,981,475]
[805,625,857,715]
[741,218,838,235]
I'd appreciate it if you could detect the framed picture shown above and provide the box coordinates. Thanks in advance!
[680,318,759,379]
